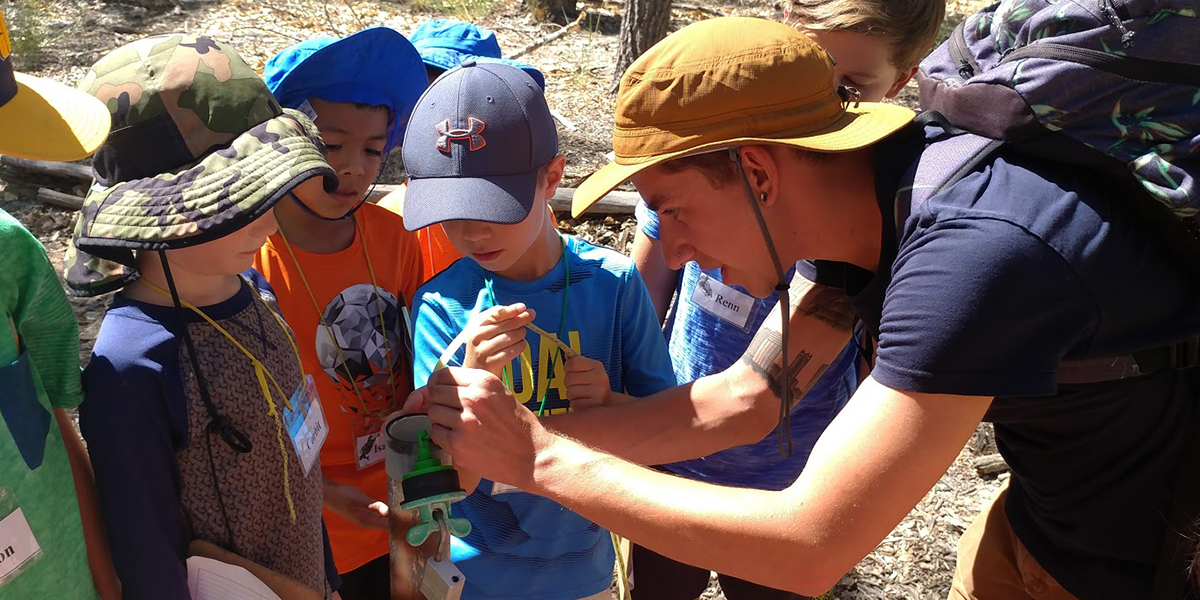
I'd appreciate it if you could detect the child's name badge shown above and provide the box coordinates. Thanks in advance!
[353,427,387,470]
[690,273,757,330]
[283,375,327,477]
[0,508,42,584]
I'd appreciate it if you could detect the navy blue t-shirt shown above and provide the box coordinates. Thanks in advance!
[800,127,1200,599]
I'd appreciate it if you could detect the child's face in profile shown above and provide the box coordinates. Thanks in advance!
[441,193,550,275]
[163,203,282,277]
[301,98,389,218]
[440,156,565,278]
[804,30,915,102]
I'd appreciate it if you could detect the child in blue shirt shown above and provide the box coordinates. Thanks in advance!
[405,61,675,600]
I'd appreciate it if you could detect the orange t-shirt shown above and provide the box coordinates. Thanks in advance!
[376,184,464,277]
[253,201,424,573]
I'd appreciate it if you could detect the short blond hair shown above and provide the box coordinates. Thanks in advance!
[785,0,946,71]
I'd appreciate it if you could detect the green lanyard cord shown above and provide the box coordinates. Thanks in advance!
[482,235,570,417]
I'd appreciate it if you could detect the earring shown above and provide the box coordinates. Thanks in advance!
[760,193,767,203]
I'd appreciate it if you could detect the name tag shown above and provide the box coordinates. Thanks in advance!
[354,429,387,470]
[690,273,757,330]
[283,375,328,477]
[0,507,42,585]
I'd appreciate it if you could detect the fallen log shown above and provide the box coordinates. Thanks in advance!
[2,153,642,215]
[37,188,86,211]
[972,453,1010,477]
[0,154,92,183]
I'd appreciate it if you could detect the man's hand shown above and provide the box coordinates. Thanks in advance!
[462,303,535,378]
[323,478,389,530]
[564,356,613,410]
[423,367,553,490]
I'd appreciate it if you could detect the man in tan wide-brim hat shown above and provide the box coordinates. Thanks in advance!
[408,13,1200,600]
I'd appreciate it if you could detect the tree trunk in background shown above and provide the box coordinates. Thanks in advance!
[527,0,579,25]
[613,0,671,89]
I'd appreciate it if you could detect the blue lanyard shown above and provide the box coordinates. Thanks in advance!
[482,235,570,416]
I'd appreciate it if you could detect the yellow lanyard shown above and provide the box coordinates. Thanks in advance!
[276,219,399,418]
[142,277,302,520]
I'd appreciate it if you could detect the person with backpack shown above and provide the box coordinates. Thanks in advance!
[407,8,1200,600]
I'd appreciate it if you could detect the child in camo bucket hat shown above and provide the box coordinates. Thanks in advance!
[71,35,343,598]
[65,34,337,297]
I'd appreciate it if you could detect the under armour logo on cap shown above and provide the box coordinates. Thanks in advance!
[436,117,487,152]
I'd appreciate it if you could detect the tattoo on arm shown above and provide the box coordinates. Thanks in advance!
[740,273,856,401]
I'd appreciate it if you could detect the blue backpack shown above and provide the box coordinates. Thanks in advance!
[908,2,1200,596]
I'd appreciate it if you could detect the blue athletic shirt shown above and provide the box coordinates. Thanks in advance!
[635,201,860,491]
[412,235,676,600]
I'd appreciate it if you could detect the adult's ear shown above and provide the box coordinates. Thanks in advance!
[885,65,919,99]
[737,145,782,206]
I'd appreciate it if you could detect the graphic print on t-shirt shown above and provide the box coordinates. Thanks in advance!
[315,284,410,400]
[506,329,581,416]
[315,283,412,469]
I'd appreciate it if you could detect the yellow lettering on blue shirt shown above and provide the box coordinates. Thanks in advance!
[506,330,581,411]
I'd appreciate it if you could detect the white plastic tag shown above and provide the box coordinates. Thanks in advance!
[283,375,328,476]
[0,508,42,585]
[690,273,757,330]
[490,481,522,495]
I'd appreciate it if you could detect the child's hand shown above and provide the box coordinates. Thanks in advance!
[463,303,535,378]
[323,478,389,530]
[564,356,613,410]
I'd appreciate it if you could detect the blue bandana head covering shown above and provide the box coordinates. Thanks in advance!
[265,27,427,156]
[409,19,546,89]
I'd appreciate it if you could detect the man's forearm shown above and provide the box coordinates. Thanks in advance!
[546,272,857,465]
[531,436,840,595]
[546,373,776,465]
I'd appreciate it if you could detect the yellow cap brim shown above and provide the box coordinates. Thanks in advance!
[0,72,111,162]
[572,102,915,217]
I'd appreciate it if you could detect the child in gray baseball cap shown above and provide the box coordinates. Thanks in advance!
[404,61,675,599]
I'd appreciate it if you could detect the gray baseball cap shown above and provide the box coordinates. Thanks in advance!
[402,60,558,231]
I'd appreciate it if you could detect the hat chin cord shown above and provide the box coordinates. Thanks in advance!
[156,251,254,454]
[157,250,251,553]
[287,169,384,222]
[728,147,794,458]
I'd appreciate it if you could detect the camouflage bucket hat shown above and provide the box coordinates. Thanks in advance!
[65,34,337,297]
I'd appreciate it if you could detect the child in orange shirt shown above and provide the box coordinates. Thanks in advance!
[254,29,428,600]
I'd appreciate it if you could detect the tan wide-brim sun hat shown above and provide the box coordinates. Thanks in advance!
[572,16,916,217]
[0,10,111,161]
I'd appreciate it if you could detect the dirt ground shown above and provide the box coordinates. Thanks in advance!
[0,0,1002,597]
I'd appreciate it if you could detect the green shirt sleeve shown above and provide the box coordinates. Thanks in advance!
[0,210,84,409]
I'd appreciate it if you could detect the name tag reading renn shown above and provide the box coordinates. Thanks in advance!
[690,273,757,330]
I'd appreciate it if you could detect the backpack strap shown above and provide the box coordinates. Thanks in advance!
[1057,336,1200,384]
[894,118,1003,243]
